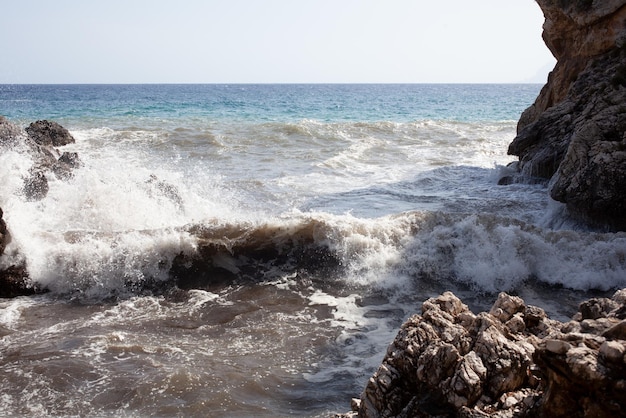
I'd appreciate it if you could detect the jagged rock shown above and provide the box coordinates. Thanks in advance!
[25,119,75,147]
[533,294,626,418]
[505,0,626,230]
[0,117,80,201]
[351,290,626,417]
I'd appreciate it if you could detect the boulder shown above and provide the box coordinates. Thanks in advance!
[25,119,75,147]
[350,290,626,417]
[505,0,626,230]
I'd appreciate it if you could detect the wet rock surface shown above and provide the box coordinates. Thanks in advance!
[342,290,626,417]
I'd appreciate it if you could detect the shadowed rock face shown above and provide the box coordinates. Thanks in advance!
[507,0,626,230]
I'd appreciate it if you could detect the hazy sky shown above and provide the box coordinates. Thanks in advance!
[1,0,555,84]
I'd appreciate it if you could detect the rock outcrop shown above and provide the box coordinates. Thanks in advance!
[25,119,76,147]
[345,290,626,417]
[0,206,37,298]
[0,116,80,297]
[506,0,626,230]
[0,116,80,201]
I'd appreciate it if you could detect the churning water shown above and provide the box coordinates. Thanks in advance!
[1,84,625,416]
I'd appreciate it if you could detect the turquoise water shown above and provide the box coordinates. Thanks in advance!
[1,84,625,417]
[1,83,540,124]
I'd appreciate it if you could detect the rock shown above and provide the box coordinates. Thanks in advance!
[0,208,39,298]
[0,207,8,256]
[53,151,82,180]
[599,340,626,364]
[544,339,572,355]
[25,119,75,147]
[22,170,49,201]
[357,292,540,417]
[0,117,81,201]
[602,320,626,341]
[351,289,626,417]
[58,151,81,168]
[0,117,81,296]
[0,264,41,298]
[505,0,626,230]
[0,115,25,148]
[489,292,525,322]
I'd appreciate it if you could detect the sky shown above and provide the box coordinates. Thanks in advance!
[0,0,556,84]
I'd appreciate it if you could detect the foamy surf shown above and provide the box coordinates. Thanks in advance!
[1,84,622,417]
[4,205,625,299]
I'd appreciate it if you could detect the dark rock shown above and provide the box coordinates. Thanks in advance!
[53,152,82,180]
[58,151,81,168]
[1,117,84,297]
[506,0,626,230]
[22,170,49,201]
[0,207,8,256]
[0,264,42,298]
[578,297,620,320]
[0,117,81,200]
[25,120,75,147]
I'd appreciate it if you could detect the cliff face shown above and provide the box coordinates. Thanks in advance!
[508,0,626,230]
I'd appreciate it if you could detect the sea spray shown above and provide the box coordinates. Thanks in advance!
[1,84,623,417]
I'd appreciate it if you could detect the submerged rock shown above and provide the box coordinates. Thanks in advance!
[349,290,626,417]
[505,0,626,230]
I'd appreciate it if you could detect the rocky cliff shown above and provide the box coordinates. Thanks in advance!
[507,0,626,230]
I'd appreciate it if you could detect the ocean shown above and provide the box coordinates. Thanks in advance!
[1,84,625,417]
